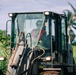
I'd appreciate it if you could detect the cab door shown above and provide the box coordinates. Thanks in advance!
[61,16,68,63]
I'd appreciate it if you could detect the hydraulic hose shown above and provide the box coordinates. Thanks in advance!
[31,47,45,65]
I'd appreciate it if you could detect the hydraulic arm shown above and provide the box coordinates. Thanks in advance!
[6,32,27,75]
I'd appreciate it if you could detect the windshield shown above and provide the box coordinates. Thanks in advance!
[14,13,50,48]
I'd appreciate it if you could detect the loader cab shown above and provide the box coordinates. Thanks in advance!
[9,11,68,64]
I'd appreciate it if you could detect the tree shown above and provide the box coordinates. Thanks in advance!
[63,2,76,45]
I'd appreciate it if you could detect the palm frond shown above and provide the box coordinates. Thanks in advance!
[68,2,76,15]
[63,9,72,23]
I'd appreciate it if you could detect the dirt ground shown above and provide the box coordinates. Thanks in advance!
[40,71,76,75]
[40,71,60,75]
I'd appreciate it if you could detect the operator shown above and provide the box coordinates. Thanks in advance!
[31,20,42,45]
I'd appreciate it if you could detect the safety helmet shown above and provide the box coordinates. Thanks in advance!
[36,20,42,26]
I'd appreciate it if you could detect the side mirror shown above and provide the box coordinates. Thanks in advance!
[6,20,11,44]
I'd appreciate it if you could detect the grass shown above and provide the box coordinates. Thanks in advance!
[73,46,76,63]
[72,45,76,72]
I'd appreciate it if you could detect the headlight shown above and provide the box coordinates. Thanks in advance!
[44,12,49,15]
[8,13,13,17]
[41,56,55,61]
[45,57,51,60]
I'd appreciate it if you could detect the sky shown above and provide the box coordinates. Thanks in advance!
[0,0,76,31]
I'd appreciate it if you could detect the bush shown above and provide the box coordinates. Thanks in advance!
[0,30,10,74]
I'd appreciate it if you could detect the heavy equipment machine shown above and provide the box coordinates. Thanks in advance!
[6,11,74,75]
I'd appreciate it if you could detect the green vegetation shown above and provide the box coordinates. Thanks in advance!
[73,46,76,63]
[72,46,76,72]
[0,30,10,74]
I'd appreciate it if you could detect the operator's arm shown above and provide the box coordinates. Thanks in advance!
[31,29,37,38]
